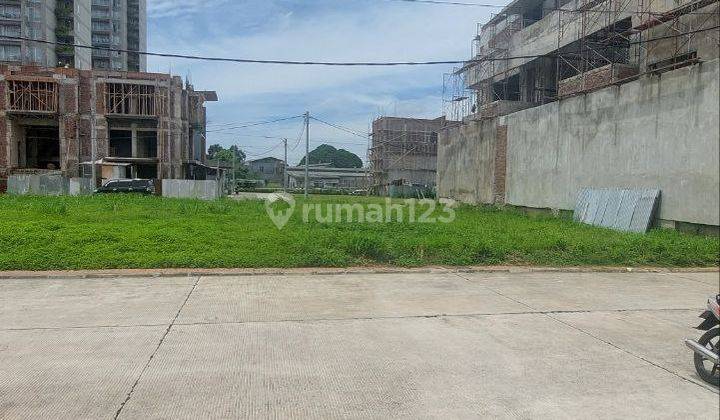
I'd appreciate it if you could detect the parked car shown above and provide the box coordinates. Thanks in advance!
[95,179,156,195]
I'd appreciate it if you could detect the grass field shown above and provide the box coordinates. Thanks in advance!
[0,194,717,270]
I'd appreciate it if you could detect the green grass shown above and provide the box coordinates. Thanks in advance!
[0,194,717,270]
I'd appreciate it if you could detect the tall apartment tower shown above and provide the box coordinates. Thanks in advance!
[0,0,146,71]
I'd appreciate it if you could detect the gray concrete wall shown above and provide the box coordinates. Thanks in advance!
[162,179,219,200]
[437,120,497,204]
[439,60,720,226]
[73,0,93,70]
[8,175,93,196]
[505,59,720,226]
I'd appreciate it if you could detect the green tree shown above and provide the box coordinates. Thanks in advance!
[207,144,224,161]
[207,144,246,163]
[207,144,249,179]
[332,149,363,168]
[298,144,363,168]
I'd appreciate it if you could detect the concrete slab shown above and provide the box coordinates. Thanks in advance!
[177,273,523,324]
[553,310,712,385]
[672,272,720,287]
[1,271,717,419]
[462,271,717,312]
[0,326,165,420]
[0,277,195,329]
[120,315,718,419]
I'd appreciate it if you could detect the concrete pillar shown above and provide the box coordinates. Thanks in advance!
[15,125,25,168]
[131,123,138,157]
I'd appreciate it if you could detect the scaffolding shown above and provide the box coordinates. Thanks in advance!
[442,67,475,122]
[635,0,719,71]
[369,119,440,188]
[453,0,719,114]
[105,83,168,117]
[6,79,58,113]
[557,0,719,96]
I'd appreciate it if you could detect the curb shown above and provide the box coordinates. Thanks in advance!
[0,266,717,280]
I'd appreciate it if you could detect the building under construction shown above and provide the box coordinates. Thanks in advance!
[439,0,720,231]
[370,116,448,191]
[444,0,719,119]
[0,65,217,183]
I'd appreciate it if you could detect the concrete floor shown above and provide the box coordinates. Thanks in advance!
[0,271,718,419]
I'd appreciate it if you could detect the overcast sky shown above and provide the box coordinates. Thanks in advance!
[146,0,500,165]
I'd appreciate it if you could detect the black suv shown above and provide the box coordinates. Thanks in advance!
[96,179,156,195]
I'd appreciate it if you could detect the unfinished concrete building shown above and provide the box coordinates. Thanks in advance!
[439,0,720,232]
[444,0,720,119]
[370,116,447,190]
[0,65,217,183]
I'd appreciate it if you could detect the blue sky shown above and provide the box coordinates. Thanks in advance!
[146,0,499,165]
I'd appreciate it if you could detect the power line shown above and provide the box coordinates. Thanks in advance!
[2,22,716,68]
[212,130,368,147]
[309,116,369,139]
[245,141,285,158]
[0,35,465,66]
[205,115,303,133]
[291,120,306,152]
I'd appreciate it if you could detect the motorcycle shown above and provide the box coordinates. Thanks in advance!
[685,294,720,386]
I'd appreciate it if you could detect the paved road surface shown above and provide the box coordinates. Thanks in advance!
[1,271,718,419]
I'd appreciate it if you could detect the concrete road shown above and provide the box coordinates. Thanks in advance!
[0,271,718,419]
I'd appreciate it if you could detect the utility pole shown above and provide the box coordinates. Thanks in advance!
[283,138,288,192]
[304,111,310,199]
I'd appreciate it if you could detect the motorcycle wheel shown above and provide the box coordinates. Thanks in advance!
[694,328,720,386]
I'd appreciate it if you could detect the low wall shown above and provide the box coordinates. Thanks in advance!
[438,59,720,227]
[7,175,94,196]
[438,120,498,204]
[162,180,220,200]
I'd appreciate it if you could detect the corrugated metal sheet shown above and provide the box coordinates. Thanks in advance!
[574,188,661,233]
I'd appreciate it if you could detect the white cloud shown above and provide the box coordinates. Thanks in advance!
[148,0,231,18]
[146,1,495,158]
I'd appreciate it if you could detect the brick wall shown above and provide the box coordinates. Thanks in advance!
[61,116,79,176]
[558,64,639,97]
[493,125,508,204]
[78,73,92,114]
[0,120,6,177]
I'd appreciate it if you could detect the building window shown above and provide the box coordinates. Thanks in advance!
[0,5,21,20]
[25,46,45,64]
[92,34,111,44]
[0,24,20,37]
[0,44,21,61]
[25,25,42,39]
[92,21,111,31]
[26,5,42,22]
[94,58,110,68]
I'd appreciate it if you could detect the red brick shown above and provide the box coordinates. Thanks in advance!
[493,125,508,205]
